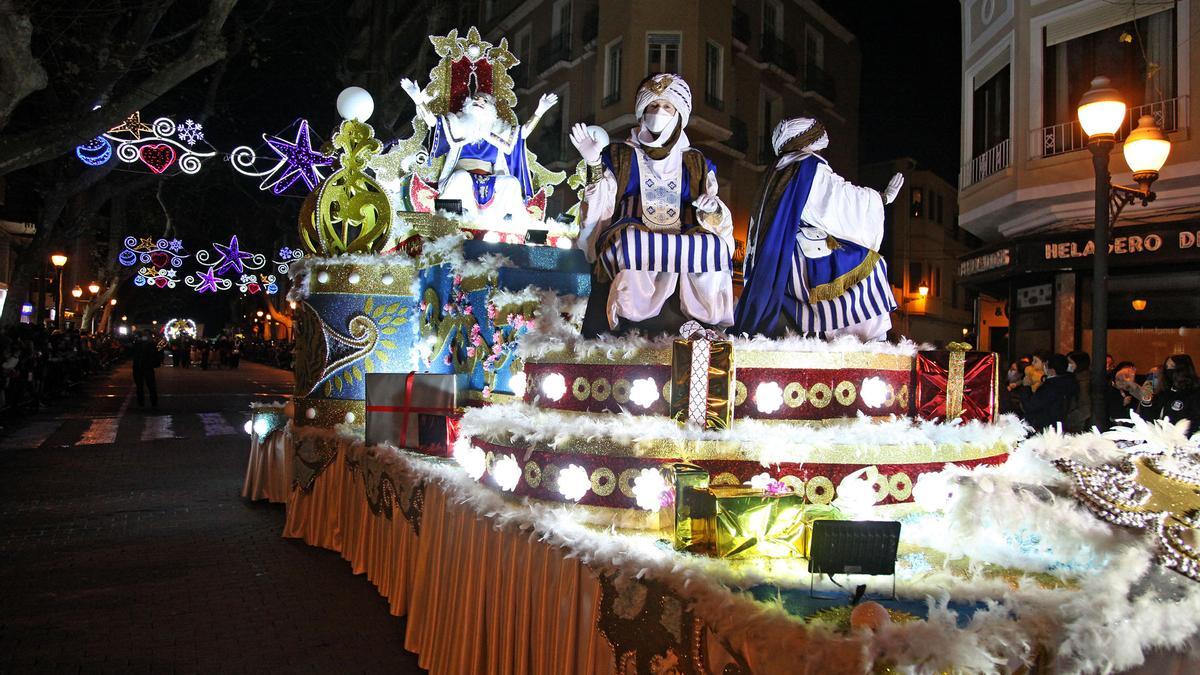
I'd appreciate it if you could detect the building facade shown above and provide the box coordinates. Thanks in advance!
[957,0,1200,366]
[477,0,861,266]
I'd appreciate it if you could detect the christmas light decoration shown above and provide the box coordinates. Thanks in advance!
[75,137,112,166]
[185,266,232,293]
[273,246,305,275]
[164,318,198,341]
[230,119,335,196]
[77,112,216,174]
[195,235,265,277]
[493,454,522,492]
[454,444,486,480]
[557,464,591,501]
[134,266,178,289]
[118,236,188,269]
[176,119,204,146]
[237,273,278,295]
[860,376,889,408]
[631,468,671,511]
[541,373,567,401]
[629,377,659,408]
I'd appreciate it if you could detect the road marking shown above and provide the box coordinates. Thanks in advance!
[141,416,178,441]
[198,413,237,437]
[77,417,119,445]
[0,421,62,450]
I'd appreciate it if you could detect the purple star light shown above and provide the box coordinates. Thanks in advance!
[212,235,253,276]
[263,120,334,195]
[194,267,221,293]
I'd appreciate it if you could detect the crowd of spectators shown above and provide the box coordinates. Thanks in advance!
[238,338,294,370]
[1004,349,1200,432]
[167,335,242,370]
[0,325,123,415]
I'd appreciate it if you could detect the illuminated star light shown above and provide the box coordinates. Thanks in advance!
[263,120,335,195]
[193,267,222,293]
[212,235,253,276]
[107,111,153,139]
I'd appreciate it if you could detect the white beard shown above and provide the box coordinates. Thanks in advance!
[456,105,499,142]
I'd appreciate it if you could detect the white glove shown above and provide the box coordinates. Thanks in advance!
[692,193,720,213]
[881,172,904,205]
[400,78,428,105]
[569,122,603,164]
[535,93,559,117]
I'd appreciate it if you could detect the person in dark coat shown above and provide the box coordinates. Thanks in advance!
[1136,354,1200,428]
[1108,361,1141,427]
[1019,353,1078,431]
[130,330,161,408]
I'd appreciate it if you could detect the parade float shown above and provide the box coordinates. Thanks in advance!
[242,27,1200,674]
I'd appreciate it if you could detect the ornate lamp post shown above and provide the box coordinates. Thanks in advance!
[1078,76,1171,424]
[50,253,67,329]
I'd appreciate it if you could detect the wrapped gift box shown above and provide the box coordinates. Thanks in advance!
[677,486,807,559]
[668,323,735,430]
[365,373,464,456]
[668,463,711,551]
[915,343,998,424]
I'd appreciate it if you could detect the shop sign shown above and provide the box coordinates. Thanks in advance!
[959,248,1011,277]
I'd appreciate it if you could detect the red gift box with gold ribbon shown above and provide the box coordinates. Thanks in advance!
[914,343,999,424]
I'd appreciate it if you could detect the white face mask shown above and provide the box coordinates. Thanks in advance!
[642,111,675,134]
[1067,362,1076,373]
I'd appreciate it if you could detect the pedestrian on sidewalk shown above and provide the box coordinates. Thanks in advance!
[131,330,161,409]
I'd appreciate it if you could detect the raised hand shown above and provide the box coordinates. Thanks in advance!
[692,193,720,213]
[881,172,904,205]
[400,78,427,104]
[569,122,603,164]
[535,93,559,117]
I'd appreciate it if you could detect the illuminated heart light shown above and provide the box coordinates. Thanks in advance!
[246,283,261,294]
[138,144,177,173]
[150,251,170,268]
[154,276,169,288]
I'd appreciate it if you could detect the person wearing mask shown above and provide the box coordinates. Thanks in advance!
[1019,353,1078,431]
[130,330,161,409]
[1065,351,1092,432]
[1108,361,1140,426]
[1136,354,1200,426]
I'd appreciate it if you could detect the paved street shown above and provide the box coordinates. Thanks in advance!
[0,361,424,673]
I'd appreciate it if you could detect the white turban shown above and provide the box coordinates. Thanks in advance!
[634,73,692,128]
[771,117,829,156]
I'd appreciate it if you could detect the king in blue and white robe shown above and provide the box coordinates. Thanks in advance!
[428,112,534,223]
[734,152,897,340]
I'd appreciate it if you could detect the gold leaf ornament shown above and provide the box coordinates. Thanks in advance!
[300,119,392,255]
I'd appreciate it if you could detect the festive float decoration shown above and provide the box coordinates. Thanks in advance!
[230,118,335,196]
[298,118,392,256]
[77,111,217,174]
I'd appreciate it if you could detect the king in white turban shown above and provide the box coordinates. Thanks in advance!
[733,117,905,341]
[569,73,734,335]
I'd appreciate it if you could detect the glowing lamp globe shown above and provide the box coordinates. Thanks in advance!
[71,286,83,299]
[1131,298,1148,311]
[1123,115,1170,182]
[336,86,374,122]
[88,282,100,294]
[50,253,68,268]
[1077,77,1126,138]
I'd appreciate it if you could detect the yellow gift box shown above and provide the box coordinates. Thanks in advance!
[669,325,734,430]
[683,486,808,559]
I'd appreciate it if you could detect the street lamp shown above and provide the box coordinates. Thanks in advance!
[71,286,83,299]
[87,282,101,295]
[1079,76,1170,424]
[50,253,67,329]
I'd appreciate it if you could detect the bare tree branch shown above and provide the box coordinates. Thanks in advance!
[0,0,49,129]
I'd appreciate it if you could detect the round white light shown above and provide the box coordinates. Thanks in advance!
[344,411,356,424]
[1123,114,1171,176]
[347,272,361,285]
[631,468,670,511]
[555,237,573,250]
[509,372,528,399]
[832,467,880,519]
[381,273,394,286]
[454,445,487,480]
[493,454,522,492]
[754,381,784,414]
[747,472,773,491]
[860,377,888,409]
[316,270,330,284]
[541,373,567,401]
[629,377,659,408]
[244,420,254,435]
[305,407,317,419]
[586,124,610,147]
[483,230,502,243]
[336,86,374,121]
[253,417,270,435]
[557,464,591,501]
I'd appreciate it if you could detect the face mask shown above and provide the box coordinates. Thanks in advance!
[642,111,674,134]
[1067,362,1076,373]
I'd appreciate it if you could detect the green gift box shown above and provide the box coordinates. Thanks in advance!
[668,463,711,551]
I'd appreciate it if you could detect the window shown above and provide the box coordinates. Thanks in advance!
[1043,8,1175,128]
[552,0,572,40]
[972,65,1009,158]
[763,0,783,39]
[647,33,681,75]
[910,187,924,219]
[705,41,724,107]
[908,262,924,294]
[805,25,824,69]
[760,88,783,161]
[936,194,944,224]
[604,39,622,105]
[933,266,941,297]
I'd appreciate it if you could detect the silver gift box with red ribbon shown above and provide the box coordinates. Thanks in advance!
[365,373,465,456]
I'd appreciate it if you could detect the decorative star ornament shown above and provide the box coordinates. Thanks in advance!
[193,267,222,293]
[212,235,253,276]
[108,111,153,140]
[262,120,335,195]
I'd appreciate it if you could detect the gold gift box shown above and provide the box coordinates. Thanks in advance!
[668,463,711,551]
[681,486,808,560]
[669,336,734,430]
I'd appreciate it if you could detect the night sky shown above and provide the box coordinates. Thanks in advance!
[820,0,963,183]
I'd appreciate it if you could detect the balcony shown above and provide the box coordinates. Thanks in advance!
[760,34,797,73]
[581,7,598,43]
[1039,96,1187,158]
[960,138,1010,188]
[705,91,724,111]
[732,7,751,45]
[724,117,748,153]
[536,32,572,74]
[803,63,836,103]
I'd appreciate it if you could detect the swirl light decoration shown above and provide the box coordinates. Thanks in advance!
[237,273,279,295]
[118,236,188,269]
[230,119,335,196]
[195,235,266,277]
[164,318,199,341]
[76,111,216,175]
[273,246,305,275]
[185,266,233,294]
